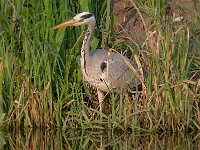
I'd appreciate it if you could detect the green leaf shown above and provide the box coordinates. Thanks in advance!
[90,36,99,50]
[0,113,5,123]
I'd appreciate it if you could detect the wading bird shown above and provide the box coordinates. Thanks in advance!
[52,12,141,114]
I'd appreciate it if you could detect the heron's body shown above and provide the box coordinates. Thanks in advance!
[52,12,141,114]
[82,48,140,93]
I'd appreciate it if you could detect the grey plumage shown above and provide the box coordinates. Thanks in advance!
[83,48,141,93]
[52,12,141,114]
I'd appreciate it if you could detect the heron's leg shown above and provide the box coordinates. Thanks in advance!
[97,90,104,119]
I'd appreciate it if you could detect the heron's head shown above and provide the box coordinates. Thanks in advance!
[52,12,95,30]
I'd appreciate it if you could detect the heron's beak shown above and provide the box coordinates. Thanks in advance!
[51,19,83,30]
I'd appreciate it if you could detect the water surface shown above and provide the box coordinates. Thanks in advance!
[0,129,199,149]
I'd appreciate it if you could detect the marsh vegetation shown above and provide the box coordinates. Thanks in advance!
[0,0,199,137]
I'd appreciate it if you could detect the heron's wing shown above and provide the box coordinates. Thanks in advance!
[87,49,141,91]
[106,52,141,89]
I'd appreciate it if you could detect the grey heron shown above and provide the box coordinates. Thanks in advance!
[52,12,141,114]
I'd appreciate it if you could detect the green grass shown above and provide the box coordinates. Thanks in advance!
[0,0,199,133]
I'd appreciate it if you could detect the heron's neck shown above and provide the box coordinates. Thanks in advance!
[81,27,92,55]
[80,24,94,78]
